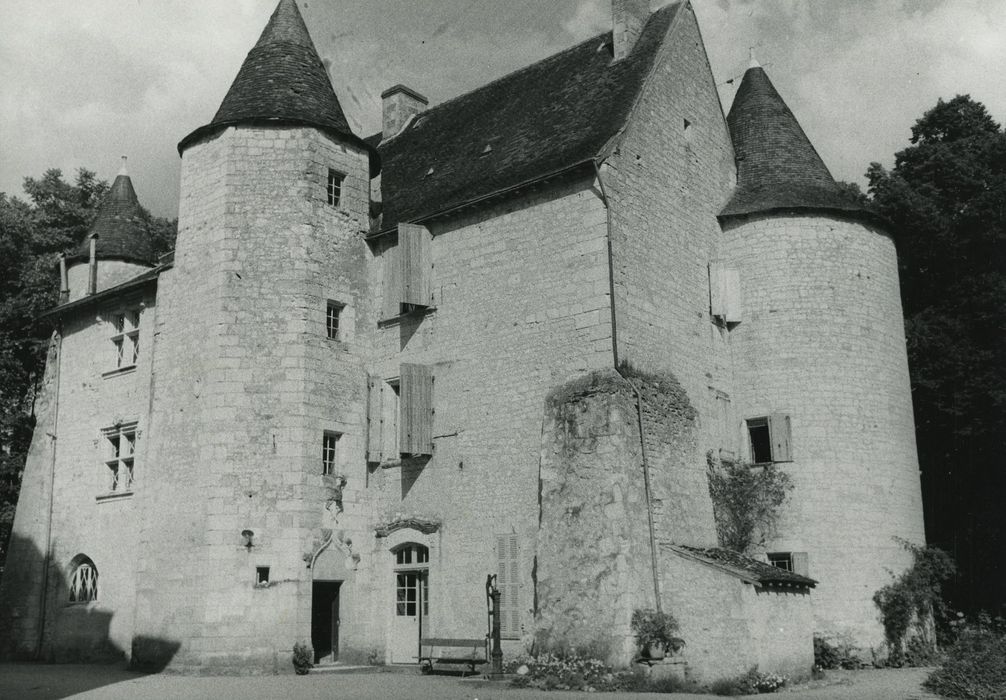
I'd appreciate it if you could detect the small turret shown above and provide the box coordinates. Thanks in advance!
[721,64,863,219]
[64,157,157,301]
[177,0,378,174]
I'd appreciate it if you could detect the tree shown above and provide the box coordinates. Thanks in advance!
[0,169,176,566]
[867,95,1006,615]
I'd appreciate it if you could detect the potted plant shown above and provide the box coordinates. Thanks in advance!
[631,608,685,659]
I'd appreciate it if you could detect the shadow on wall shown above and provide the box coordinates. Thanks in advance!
[0,532,180,672]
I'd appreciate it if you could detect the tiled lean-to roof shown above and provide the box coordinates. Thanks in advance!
[668,544,817,588]
[373,2,683,230]
[720,65,868,219]
[178,0,378,173]
[67,169,157,266]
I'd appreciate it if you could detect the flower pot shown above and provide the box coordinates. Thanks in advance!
[645,642,666,660]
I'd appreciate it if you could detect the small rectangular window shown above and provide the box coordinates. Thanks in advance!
[327,169,344,207]
[256,566,270,585]
[326,301,342,340]
[110,308,140,369]
[322,432,340,475]
[768,552,793,572]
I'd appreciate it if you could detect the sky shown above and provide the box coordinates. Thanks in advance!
[1,0,1003,219]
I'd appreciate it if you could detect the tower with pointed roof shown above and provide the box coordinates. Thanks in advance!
[719,63,925,648]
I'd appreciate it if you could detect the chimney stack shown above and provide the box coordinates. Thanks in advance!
[381,84,429,139]
[612,0,650,60]
[87,234,99,296]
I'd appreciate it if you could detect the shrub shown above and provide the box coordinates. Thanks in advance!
[291,641,313,675]
[924,614,1006,699]
[711,667,789,696]
[813,635,863,670]
[872,541,955,664]
[630,608,684,655]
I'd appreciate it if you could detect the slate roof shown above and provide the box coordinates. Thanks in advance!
[178,0,378,174]
[67,173,157,266]
[667,544,817,588]
[721,66,868,219]
[373,2,682,231]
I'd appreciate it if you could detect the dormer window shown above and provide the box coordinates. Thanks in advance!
[327,169,344,208]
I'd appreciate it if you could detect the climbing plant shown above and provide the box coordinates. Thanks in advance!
[873,539,956,664]
[705,451,793,554]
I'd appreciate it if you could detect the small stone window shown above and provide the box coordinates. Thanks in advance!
[326,301,343,340]
[103,422,137,493]
[327,169,344,208]
[69,557,98,603]
[111,309,140,369]
[256,566,270,585]
[322,432,340,476]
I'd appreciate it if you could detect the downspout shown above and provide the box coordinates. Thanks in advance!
[595,159,662,611]
[591,160,619,368]
[36,327,62,659]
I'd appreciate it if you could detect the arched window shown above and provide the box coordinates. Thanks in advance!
[69,556,98,603]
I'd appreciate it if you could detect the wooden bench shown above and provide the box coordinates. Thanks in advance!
[419,637,488,676]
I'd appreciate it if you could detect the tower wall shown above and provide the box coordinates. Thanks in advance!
[67,260,151,302]
[135,125,371,672]
[722,213,925,649]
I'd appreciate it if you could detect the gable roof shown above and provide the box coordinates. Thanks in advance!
[373,2,682,231]
[721,66,867,220]
[178,0,378,174]
[67,173,157,266]
[667,544,817,588]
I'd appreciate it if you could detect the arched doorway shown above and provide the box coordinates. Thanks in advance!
[389,543,429,663]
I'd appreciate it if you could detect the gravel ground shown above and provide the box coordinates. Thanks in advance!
[0,664,941,700]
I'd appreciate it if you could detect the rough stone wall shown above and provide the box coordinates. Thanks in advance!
[134,125,372,672]
[363,173,613,652]
[660,549,814,682]
[0,336,59,658]
[722,214,925,649]
[604,2,737,463]
[66,260,151,302]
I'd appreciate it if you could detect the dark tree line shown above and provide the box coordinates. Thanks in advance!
[866,95,1005,616]
[0,170,176,565]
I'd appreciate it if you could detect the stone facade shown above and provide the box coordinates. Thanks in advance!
[1,0,924,680]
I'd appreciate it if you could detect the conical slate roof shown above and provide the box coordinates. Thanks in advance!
[178,0,378,173]
[721,66,866,219]
[68,165,157,266]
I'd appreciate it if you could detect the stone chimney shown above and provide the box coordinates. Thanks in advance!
[612,0,650,60]
[382,84,429,139]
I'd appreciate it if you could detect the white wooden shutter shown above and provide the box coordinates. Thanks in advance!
[399,224,432,307]
[497,534,520,639]
[792,551,810,577]
[382,243,402,319]
[768,413,792,462]
[709,262,742,323]
[400,364,434,456]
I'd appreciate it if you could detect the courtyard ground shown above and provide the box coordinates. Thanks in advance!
[0,663,941,699]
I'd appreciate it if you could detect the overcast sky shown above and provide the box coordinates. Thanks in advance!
[1,0,1003,219]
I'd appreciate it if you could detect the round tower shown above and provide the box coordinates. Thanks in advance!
[719,63,925,651]
[134,0,380,671]
[65,157,158,301]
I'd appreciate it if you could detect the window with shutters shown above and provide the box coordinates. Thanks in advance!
[496,534,520,639]
[369,367,433,461]
[102,422,138,494]
[767,551,809,577]
[746,413,792,463]
[382,224,433,320]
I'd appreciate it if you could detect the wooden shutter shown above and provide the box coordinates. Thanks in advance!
[792,551,810,577]
[382,243,402,319]
[400,363,433,455]
[399,224,432,307]
[366,374,383,463]
[497,534,520,639]
[709,263,742,323]
[768,413,792,462]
